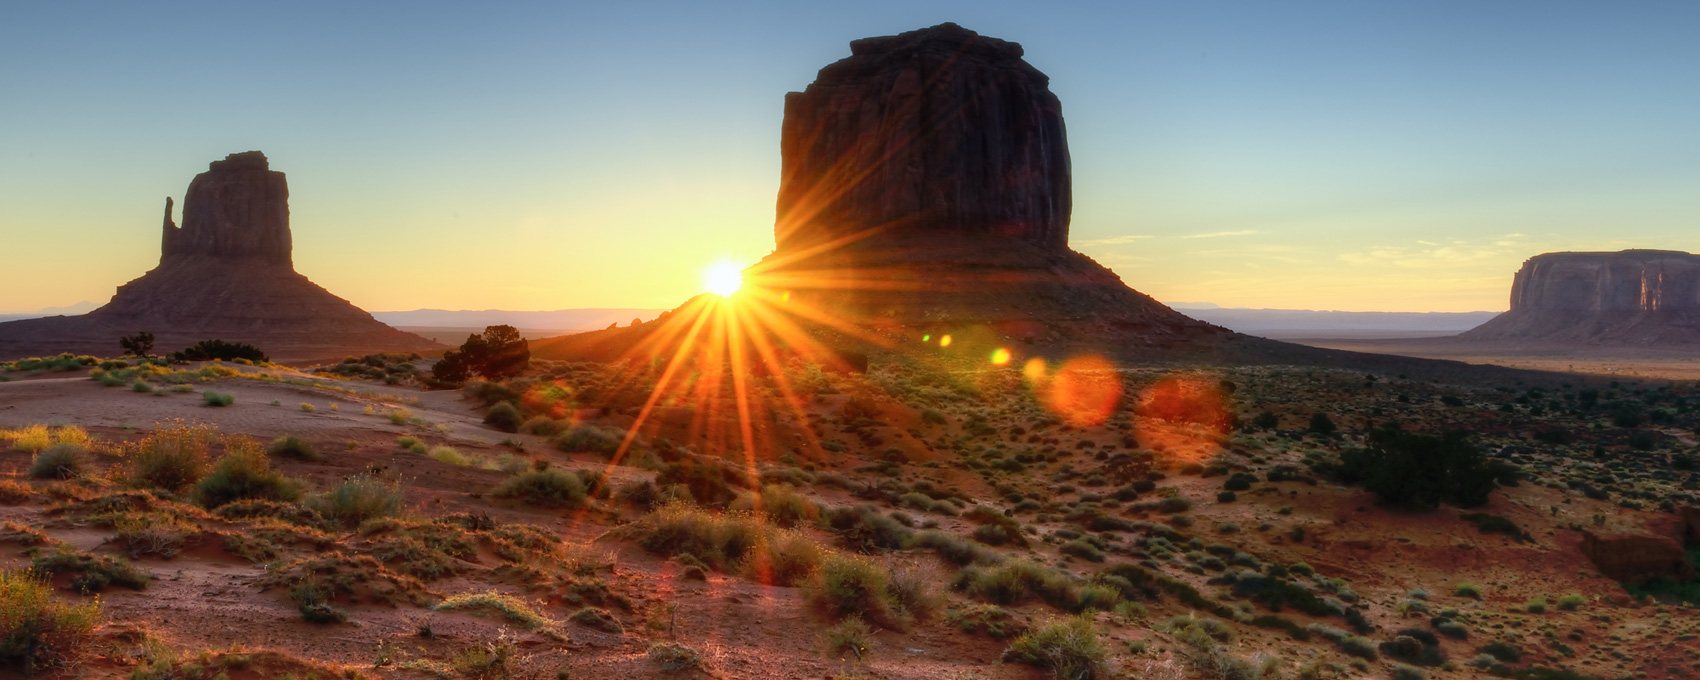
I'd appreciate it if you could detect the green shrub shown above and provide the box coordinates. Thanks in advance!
[491,468,587,507]
[483,402,523,433]
[28,443,88,480]
[432,592,555,630]
[955,559,1083,612]
[552,424,625,456]
[1330,425,1516,509]
[1555,594,1585,611]
[731,484,818,528]
[1157,497,1193,513]
[201,391,235,407]
[1478,641,1522,663]
[175,339,267,363]
[1523,597,1547,614]
[197,438,303,509]
[266,435,323,462]
[0,569,100,672]
[1455,582,1483,599]
[808,554,906,628]
[569,606,622,633]
[821,616,873,657]
[307,475,402,528]
[1002,615,1109,679]
[1060,539,1106,562]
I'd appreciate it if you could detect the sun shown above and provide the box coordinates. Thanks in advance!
[703,260,744,297]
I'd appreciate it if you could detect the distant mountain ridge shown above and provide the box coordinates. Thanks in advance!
[1172,305,1501,339]
[373,308,668,332]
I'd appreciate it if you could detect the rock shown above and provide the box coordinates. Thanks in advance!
[0,151,438,362]
[1578,531,1697,584]
[1460,250,1700,345]
[163,151,292,265]
[774,22,1070,254]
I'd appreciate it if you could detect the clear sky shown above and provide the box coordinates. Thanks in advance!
[3,1,1697,314]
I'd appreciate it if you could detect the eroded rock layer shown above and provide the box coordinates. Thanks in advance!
[0,152,437,362]
[1460,250,1700,346]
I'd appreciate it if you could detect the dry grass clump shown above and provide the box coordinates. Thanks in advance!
[123,423,218,493]
[1002,615,1110,680]
[0,479,33,505]
[954,559,1091,612]
[647,641,704,671]
[728,484,819,528]
[0,568,100,674]
[111,511,204,558]
[262,553,434,623]
[264,435,322,462]
[432,591,557,630]
[631,502,827,586]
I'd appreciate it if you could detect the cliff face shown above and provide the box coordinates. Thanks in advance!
[162,151,292,266]
[0,151,437,362]
[774,23,1071,254]
[1461,250,1700,346]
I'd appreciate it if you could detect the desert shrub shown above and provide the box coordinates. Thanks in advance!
[913,530,1003,566]
[0,569,100,673]
[824,504,914,552]
[808,554,907,628]
[635,503,799,578]
[491,468,587,507]
[730,484,818,528]
[197,438,303,509]
[201,391,234,407]
[1460,512,1530,542]
[175,339,267,363]
[1454,582,1483,599]
[432,325,530,384]
[1217,491,1237,503]
[822,616,873,657]
[0,481,33,504]
[1433,618,1469,639]
[131,379,153,393]
[1308,413,1337,435]
[28,443,88,480]
[569,606,622,633]
[265,435,323,462]
[1390,664,1428,680]
[1555,594,1586,611]
[1060,539,1106,562]
[552,424,626,456]
[1329,424,1517,509]
[1169,614,1261,680]
[646,641,703,671]
[29,548,151,593]
[1339,636,1379,660]
[955,559,1083,612]
[949,603,1028,639]
[1478,641,1521,663]
[307,475,402,528]
[1157,497,1193,513]
[483,402,523,433]
[127,423,217,492]
[1002,615,1110,679]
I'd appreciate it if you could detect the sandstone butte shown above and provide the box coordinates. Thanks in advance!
[0,151,439,363]
[1460,250,1700,347]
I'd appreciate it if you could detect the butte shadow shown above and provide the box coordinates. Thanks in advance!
[0,152,440,363]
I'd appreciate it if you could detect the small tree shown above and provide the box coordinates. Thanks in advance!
[119,332,155,357]
[174,339,267,363]
[1308,413,1337,436]
[431,325,529,384]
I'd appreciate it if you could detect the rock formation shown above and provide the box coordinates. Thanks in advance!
[1578,531,1697,584]
[1460,250,1700,346]
[746,23,1218,351]
[775,23,1070,254]
[0,152,438,362]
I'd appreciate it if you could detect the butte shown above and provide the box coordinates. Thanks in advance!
[1458,250,1700,347]
[533,24,1500,376]
[0,151,439,362]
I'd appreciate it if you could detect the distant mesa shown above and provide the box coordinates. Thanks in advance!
[0,151,439,362]
[1459,250,1700,346]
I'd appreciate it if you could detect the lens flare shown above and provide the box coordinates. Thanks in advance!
[1023,357,1047,381]
[703,261,744,297]
[1043,355,1121,427]
[939,334,953,348]
[990,348,1011,365]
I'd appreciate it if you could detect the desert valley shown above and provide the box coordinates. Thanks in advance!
[4,14,1700,680]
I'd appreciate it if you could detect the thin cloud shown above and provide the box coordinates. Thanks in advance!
[1075,234,1153,246]
[1182,230,1259,239]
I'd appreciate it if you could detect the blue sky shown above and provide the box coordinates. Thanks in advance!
[3,1,1697,313]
